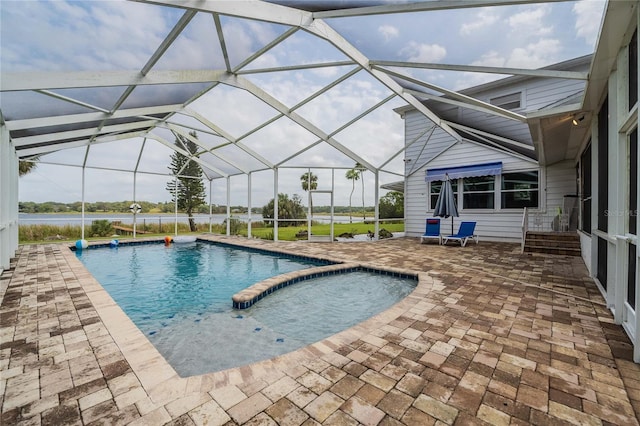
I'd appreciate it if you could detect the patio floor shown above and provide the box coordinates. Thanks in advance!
[1,236,639,425]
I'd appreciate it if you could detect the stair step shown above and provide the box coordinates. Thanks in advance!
[524,231,582,256]
[525,240,581,249]
[524,245,582,256]
[526,232,579,241]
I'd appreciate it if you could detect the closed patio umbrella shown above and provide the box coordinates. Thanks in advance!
[433,174,459,235]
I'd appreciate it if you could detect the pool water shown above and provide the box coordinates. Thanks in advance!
[76,241,416,376]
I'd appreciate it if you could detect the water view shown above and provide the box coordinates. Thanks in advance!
[18,213,359,226]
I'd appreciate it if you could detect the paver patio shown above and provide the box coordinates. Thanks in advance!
[1,235,639,425]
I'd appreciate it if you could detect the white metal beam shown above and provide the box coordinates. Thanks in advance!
[370,60,588,80]
[166,124,251,174]
[141,10,197,76]
[289,67,362,112]
[1,69,229,91]
[304,18,462,142]
[236,61,355,75]
[381,67,527,122]
[6,105,183,131]
[131,0,312,26]
[405,88,526,123]
[313,0,573,18]
[213,13,232,72]
[225,74,377,171]
[444,120,535,152]
[184,108,275,168]
[12,120,159,147]
[146,132,229,177]
[15,130,149,157]
[35,90,109,113]
[232,27,299,72]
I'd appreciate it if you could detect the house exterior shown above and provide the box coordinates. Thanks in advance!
[398,1,639,362]
[399,55,590,243]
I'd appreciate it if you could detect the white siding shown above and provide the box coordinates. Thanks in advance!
[425,140,536,171]
[405,139,538,242]
[404,111,455,171]
[545,160,577,213]
[402,61,588,243]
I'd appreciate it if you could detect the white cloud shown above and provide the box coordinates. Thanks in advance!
[451,50,508,90]
[460,9,499,36]
[507,5,553,36]
[506,38,562,68]
[399,42,446,62]
[378,24,399,41]
[472,50,506,67]
[573,0,605,47]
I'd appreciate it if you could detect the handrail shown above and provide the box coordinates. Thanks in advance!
[521,207,528,253]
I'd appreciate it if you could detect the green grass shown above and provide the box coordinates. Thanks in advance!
[239,222,404,241]
[19,220,404,244]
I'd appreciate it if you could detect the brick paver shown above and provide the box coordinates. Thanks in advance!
[1,236,639,425]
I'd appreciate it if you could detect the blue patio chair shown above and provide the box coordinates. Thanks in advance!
[420,218,442,244]
[442,221,479,247]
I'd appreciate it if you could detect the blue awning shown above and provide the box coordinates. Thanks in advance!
[425,161,503,182]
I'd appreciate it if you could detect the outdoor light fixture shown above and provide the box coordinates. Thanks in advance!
[572,114,585,125]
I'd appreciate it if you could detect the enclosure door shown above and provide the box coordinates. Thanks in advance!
[623,129,638,345]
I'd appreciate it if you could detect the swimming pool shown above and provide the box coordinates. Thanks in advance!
[76,240,417,376]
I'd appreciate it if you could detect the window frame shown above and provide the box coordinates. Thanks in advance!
[500,170,540,209]
[428,179,458,210]
[461,175,496,210]
[428,170,543,212]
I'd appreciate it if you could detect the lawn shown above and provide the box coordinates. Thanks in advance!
[239,222,404,241]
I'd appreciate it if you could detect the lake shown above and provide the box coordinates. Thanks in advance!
[18,213,360,226]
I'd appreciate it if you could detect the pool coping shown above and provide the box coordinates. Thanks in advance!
[60,235,442,409]
[232,263,418,309]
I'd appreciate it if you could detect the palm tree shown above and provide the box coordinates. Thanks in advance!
[345,168,360,223]
[300,171,318,212]
[19,158,39,176]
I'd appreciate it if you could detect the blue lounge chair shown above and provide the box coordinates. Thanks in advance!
[420,218,442,244]
[442,221,478,247]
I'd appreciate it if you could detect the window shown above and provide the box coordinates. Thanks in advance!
[490,92,521,110]
[501,171,539,208]
[429,180,458,209]
[463,176,494,209]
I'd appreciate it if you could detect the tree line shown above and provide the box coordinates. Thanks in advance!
[17,201,257,215]
[19,131,403,226]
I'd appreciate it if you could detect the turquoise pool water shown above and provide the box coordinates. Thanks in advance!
[76,241,416,376]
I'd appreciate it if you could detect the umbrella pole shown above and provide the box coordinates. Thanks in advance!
[451,216,454,235]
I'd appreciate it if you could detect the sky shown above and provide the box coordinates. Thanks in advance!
[1,0,605,207]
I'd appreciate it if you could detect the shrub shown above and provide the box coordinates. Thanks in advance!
[90,220,113,237]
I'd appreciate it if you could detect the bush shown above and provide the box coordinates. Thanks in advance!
[90,220,113,237]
